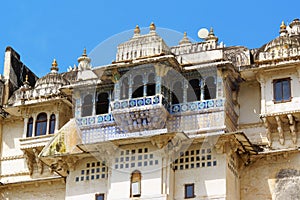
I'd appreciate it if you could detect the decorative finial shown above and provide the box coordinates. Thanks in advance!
[134,25,141,35]
[52,59,58,67]
[279,21,288,36]
[179,32,191,45]
[280,21,286,30]
[209,27,214,35]
[82,48,87,57]
[206,27,218,42]
[51,59,59,73]
[150,22,156,31]
[21,74,31,91]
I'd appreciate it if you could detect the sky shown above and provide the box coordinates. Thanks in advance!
[1,0,300,78]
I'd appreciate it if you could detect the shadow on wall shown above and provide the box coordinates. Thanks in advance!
[274,169,300,200]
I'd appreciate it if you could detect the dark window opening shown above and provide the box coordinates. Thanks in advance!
[95,193,104,200]
[82,94,93,117]
[273,78,291,103]
[185,183,195,199]
[132,75,144,98]
[27,117,33,137]
[49,114,56,134]
[187,79,200,102]
[204,77,216,100]
[146,73,156,96]
[172,81,183,104]
[130,170,141,197]
[36,113,47,136]
[96,92,109,115]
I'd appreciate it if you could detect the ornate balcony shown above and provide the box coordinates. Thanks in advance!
[111,94,169,133]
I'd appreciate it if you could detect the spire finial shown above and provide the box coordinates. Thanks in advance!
[279,21,288,36]
[52,59,58,67]
[82,48,87,57]
[51,59,59,73]
[179,31,191,45]
[134,25,141,35]
[209,27,214,35]
[280,21,286,30]
[150,22,156,31]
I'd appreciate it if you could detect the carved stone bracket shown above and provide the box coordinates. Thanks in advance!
[287,114,297,144]
[23,148,44,175]
[262,117,272,146]
[23,151,34,175]
[33,148,43,174]
[49,156,79,176]
[275,116,285,145]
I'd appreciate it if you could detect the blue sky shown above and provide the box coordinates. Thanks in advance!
[1,0,300,77]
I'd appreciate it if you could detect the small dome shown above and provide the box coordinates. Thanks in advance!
[34,73,70,90]
[262,35,300,53]
[34,59,70,94]
[255,20,300,61]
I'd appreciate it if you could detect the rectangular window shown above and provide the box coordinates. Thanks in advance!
[273,78,291,103]
[185,183,195,199]
[95,193,104,200]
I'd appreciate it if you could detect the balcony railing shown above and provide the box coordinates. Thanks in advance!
[76,113,114,127]
[169,98,224,114]
[111,94,167,110]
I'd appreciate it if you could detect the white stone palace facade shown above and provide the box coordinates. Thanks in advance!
[1,19,300,200]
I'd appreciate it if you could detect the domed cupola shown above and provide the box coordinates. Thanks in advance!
[255,20,300,62]
[33,59,70,97]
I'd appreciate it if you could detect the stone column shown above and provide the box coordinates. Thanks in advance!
[200,79,205,101]
[32,114,36,137]
[55,113,59,132]
[23,118,28,138]
[183,79,188,103]
[46,113,50,135]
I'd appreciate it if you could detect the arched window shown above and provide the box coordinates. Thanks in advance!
[82,94,93,117]
[171,81,183,104]
[49,114,56,134]
[132,75,144,98]
[96,92,109,115]
[130,170,141,198]
[35,113,47,136]
[120,77,129,100]
[187,79,201,102]
[146,73,156,96]
[27,117,33,137]
[204,77,216,100]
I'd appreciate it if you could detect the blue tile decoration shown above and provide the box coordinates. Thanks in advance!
[97,116,104,123]
[198,101,207,110]
[78,113,115,127]
[145,98,152,105]
[121,101,128,109]
[153,95,160,104]
[170,99,224,114]
[207,100,214,108]
[114,102,120,109]
[129,99,136,107]
[137,99,145,106]
[189,102,197,111]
